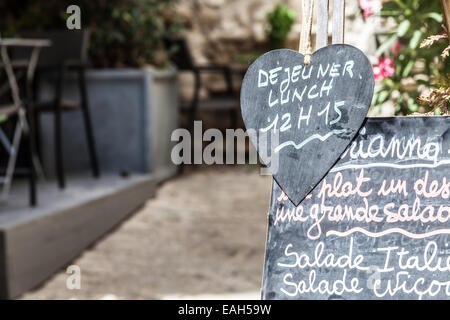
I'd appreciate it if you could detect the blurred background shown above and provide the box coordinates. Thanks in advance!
[0,0,448,299]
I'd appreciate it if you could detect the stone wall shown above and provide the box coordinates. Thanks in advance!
[175,0,378,105]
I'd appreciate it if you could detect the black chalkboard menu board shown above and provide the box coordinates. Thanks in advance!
[262,116,450,300]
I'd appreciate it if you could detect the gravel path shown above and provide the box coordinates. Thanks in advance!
[21,166,272,300]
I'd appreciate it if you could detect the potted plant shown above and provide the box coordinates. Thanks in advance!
[265,4,297,50]
[233,4,297,68]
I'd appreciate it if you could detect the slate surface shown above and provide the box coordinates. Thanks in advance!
[262,116,450,300]
[241,45,374,205]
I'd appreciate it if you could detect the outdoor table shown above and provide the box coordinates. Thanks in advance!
[0,38,50,204]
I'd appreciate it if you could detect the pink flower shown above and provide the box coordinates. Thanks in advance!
[373,65,384,81]
[373,57,396,82]
[379,57,395,77]
[359,0,375,18]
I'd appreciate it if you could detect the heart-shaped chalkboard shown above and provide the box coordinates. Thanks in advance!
[240,44,374,205]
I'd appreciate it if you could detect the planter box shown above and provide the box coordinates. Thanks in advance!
[37,67,179,182]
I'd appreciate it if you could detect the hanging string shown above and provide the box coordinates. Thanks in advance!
[299,0,314,65]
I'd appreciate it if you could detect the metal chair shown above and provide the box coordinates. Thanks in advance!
[163,37,242,131]
[0,105,36,205]
[16,30,100,189]
[0,39,44,206]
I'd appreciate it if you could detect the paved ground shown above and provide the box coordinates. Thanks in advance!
[21,166,272,300]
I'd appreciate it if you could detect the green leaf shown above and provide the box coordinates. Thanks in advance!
[376,34,398,57]
[394,0,408,10]
[372,95,379,107]
[371,104,382,115]
[377,11,402,16]
[397,20,410,37]
[374,82,384,91]
[407,98,418,112]
[402,60,414,77]
[378,90,391,104]
[409,30,422,49]
[0,115,7,123]
[423,12,443,23]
